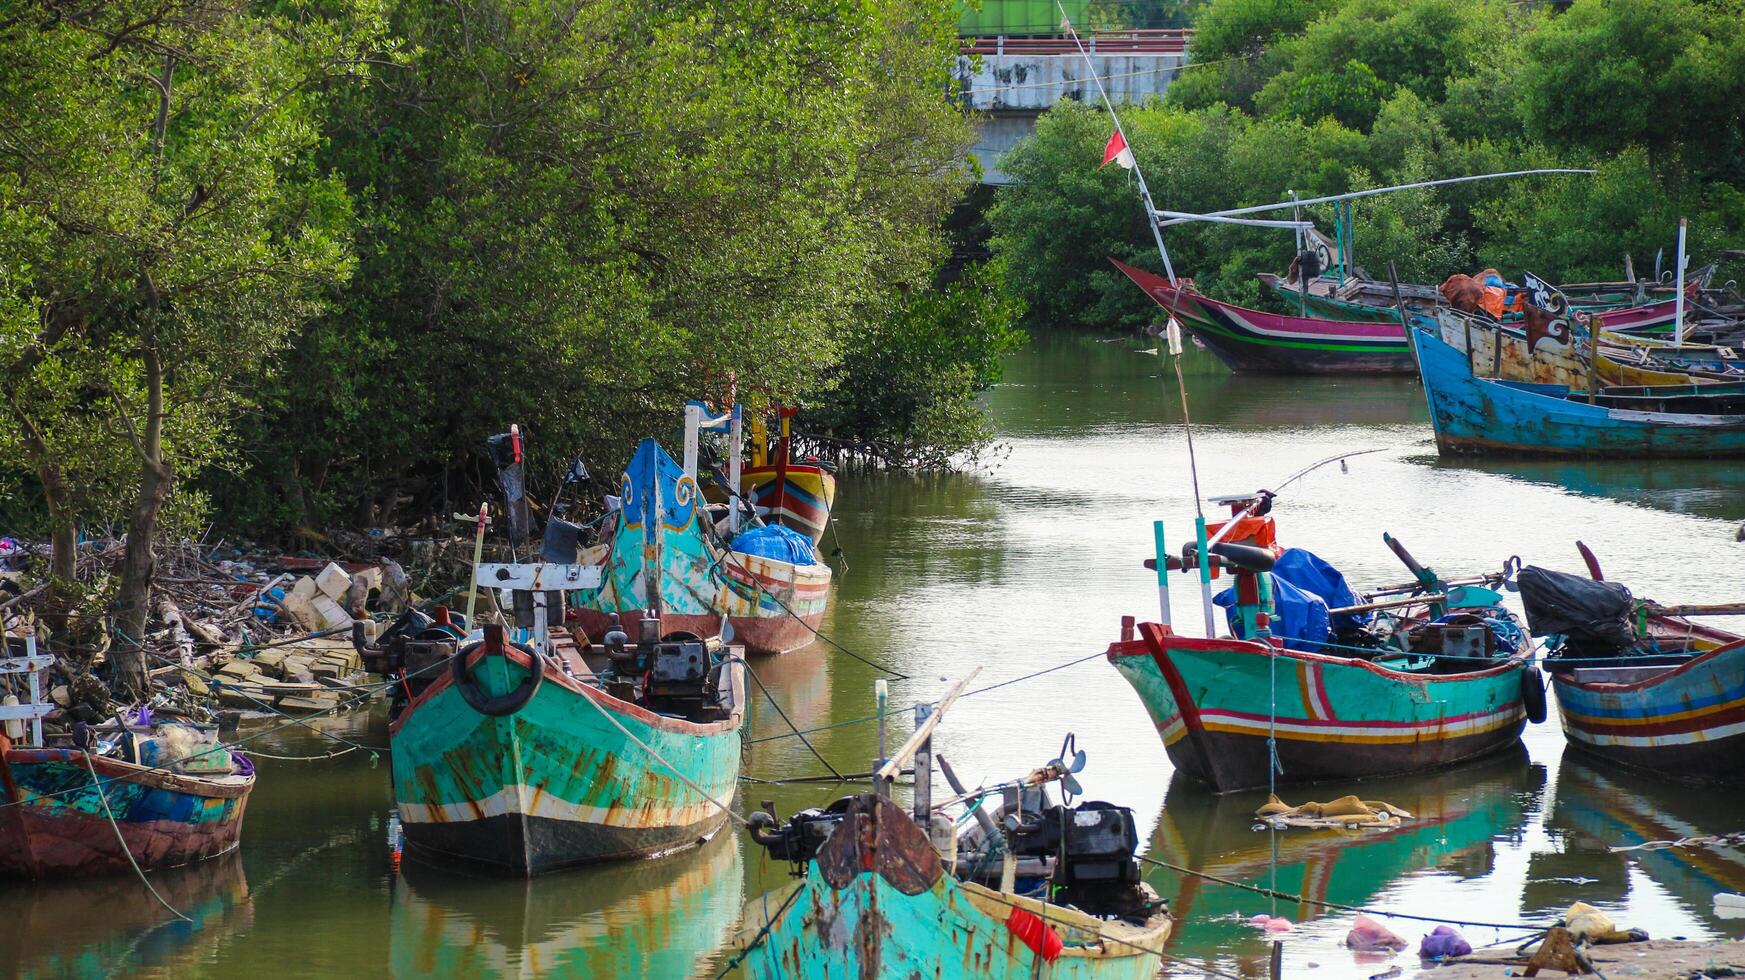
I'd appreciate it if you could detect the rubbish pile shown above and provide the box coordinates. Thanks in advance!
[1,539,419,737]
[1254,794,1414,831]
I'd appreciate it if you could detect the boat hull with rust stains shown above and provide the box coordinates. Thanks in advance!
[1108,624,1529,793]
[733,795,1171,980]
[1413,321,1745,458]
[390,645,745,876]
[0,740,253,878]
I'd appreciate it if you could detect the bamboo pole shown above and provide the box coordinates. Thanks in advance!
[1675,218,1688,348]
[876,669,980,785]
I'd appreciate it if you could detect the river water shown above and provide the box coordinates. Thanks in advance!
[8,331,1745,979]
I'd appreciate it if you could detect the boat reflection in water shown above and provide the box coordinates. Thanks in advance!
[1146,747,1538,976]
[1424,454,1745,523]
[390,824,742,978]
[1528,752,1745,938]
[2,851,252,980]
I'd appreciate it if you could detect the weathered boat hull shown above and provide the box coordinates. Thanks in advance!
[742,463,836,544]
[0,741,253,878]
[1116,261,1415,374]
[1413,322,1745,457]
[1261,274,1692,334]
[1108,625,1528,793]
[390,645,743,875]
[734,795,1171,980]
[1550,641,1745,782]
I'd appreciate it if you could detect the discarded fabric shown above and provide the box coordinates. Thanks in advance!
[1346,914,1408,951]
[1418,925,1471,959]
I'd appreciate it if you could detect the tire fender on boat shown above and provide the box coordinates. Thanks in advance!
[1520,665,1548,724]
[450,625,543,717]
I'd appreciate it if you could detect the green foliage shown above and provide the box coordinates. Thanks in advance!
[210,0,983,531]
[991,0,1745,331]
[802,261,1027,468]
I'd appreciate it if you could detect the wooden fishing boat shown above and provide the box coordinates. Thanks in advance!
[741,406,837,545]
[370,562,747,874]
[1261,271,1701,334]
[1525,547,1745,783]
[1107,496,1536,792]
[1411,318,1745,458]
[1115,260,1416,374]
[573,437,831,655]
[0,731,254,878]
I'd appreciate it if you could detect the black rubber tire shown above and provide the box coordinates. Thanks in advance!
[1521,665,1549,724]
[450,638,543,717]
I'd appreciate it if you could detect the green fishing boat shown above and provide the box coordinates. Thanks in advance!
[361,532,747,874]
[733,687,1173,979]
[1108,493,1540,792]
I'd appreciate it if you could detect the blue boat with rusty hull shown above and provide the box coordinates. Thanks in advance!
[1411,320,1745,457]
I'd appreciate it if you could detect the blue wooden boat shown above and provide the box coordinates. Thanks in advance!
[1410,319,1745,457]
[1526,549,1745,783]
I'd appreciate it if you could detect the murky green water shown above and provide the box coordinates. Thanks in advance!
[8,331,1745,979]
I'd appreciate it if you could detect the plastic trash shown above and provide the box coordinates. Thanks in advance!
[1346,914,1408,951]
[1248,914,1293,932]
[729,523,819,566]
[1419,925,1471,959]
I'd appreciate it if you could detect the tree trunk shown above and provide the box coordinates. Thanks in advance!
[111,341,171,701]
[111,458,171,699]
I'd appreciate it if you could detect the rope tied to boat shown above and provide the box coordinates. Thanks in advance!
[80,749,192,923]
[1139,853,1545,930]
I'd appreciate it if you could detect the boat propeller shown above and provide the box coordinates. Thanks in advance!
[1025,732,1088,800]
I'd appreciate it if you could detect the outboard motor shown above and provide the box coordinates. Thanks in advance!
[354,606,468,722]
[1005,800,1155,922]
[746,798,851,874]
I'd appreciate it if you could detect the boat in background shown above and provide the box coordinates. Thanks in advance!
[574,436,831,655]
[741,406,837,545]
[1107,494,1537,792]
[1114,260,1416,374]
[1526,545,1745,783]
[1411,316,1745,458]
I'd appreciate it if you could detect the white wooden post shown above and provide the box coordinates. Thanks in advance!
[1674,218,1689,348]
[682,403,702,479]
[727,404,743,534]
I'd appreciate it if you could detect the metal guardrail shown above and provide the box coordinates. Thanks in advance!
[959,29,1191,56]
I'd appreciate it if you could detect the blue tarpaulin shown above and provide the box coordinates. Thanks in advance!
[729,523,819,566]
[1215,574,1331,653]
[1273,548,1370,632]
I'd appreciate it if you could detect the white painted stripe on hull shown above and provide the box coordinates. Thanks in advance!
[397,783,730,828]
[1199,706,1523,741]
[1564,716,1745,749]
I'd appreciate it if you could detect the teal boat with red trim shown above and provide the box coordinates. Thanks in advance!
[1107,496,1539,792]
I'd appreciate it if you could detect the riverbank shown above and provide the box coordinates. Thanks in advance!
[1415,939,1745,978]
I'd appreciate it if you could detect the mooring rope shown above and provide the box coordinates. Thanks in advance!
[1139,854,1543,930]
[81,749,192,923]
[712,883,805,979]
[734,657,845,782]
[712,545,908,679]
[571,680,751,829]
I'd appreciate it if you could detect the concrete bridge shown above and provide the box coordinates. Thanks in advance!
[956,31,1189,184]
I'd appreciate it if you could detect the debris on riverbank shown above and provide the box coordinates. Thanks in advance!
[1414,938,1745,978]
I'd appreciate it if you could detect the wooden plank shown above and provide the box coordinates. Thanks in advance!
[876,669,980,783]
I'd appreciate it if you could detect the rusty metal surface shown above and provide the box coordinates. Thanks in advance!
[815,794,942,896]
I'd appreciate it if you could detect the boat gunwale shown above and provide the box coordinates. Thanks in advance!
[1549,637,1745,695]
[3,745,256,800]
[1109,623,1532,683]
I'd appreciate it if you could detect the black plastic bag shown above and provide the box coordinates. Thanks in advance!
[1516,565,1635,654]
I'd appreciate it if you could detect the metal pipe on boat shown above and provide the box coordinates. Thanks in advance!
[1153,520,1172,627]
[1328,593,1448,616]
[936,754,999,840]
[1195,516,1216,637]
[1676,217,1689,348]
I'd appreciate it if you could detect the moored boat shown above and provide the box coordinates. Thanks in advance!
[1411,317,1745,458]
[1521,551,1745,782]
[0,728,254,878]
[1107,495,1537,792]
[369,561,747,874]
[573,436,831,655]
[1115,260,1416,374]
[733,681,1171,979]
[741,406,837,545]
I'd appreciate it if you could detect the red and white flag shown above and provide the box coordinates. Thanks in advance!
[1100,129,1134,170]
